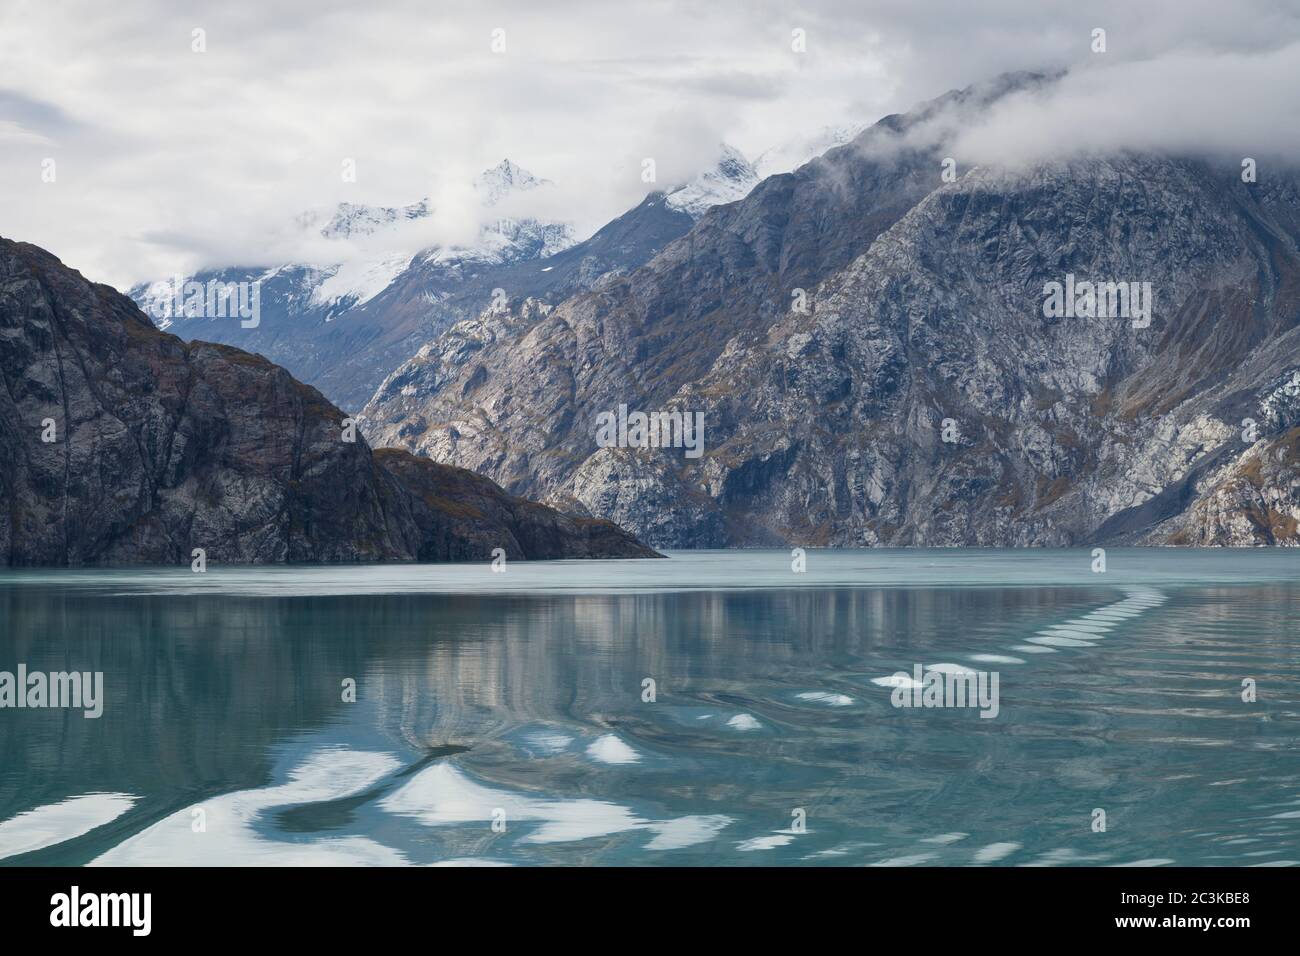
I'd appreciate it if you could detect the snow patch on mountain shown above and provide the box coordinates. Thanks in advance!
[309,254,415,312]
[665,144,759,218]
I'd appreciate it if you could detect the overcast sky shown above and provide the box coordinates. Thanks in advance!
[2,0,1298,288]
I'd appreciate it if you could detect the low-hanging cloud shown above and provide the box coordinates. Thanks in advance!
[950,43,1300,168]
[1,0,1297,288]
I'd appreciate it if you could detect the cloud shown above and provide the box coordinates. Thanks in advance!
[0,120,52,146]
[950,44,1300,167]
[0,0,1296,287]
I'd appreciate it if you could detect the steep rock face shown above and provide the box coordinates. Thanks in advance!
[0,238,654,565]
[1137,372,1300,546]
[360,94,957,502]
[362,79,1300,549]
[660,160,1300,547]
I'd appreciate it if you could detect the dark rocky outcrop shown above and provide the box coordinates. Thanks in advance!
[0,237,656,565]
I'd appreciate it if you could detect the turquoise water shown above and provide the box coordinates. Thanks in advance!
[1,549,1297,866]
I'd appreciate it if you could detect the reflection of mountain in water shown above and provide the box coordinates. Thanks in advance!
[3,565,1298,865]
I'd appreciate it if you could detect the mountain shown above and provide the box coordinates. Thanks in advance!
[127,143,806,414]
[127,160,577,409]
[310,198,432,240]
[471,158,549,206]
[0,237,654,565]
[360,73,1300,549]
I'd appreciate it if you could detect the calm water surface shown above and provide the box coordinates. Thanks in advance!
[1,549,1297,866]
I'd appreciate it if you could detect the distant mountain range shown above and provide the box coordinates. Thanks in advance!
[359,72,1300,549]
[128,138,847,413]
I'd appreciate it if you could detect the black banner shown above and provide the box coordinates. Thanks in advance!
[0,866,1281,942]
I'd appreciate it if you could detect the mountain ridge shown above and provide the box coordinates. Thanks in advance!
[359,75,1300,549]
[128,136,852,412]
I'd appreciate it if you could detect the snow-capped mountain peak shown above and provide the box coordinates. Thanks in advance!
[664,143,760,218]
[311,199,432,241]
[473,159,550,206]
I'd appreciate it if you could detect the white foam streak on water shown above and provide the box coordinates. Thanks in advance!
[0,793,137,860]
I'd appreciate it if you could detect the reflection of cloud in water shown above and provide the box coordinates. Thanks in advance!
[871,673,922,689]
[523,731,574,755]
[92,748,403,866]
[736,834,795,852]
[381,762,729,849]
[643,816,732,850]
[796,691,854,706]
[726,713,761,731]
[873,590,1168,685]
[585,734,641,765]
[0,792,136,860]
[972,841,1021,864]
[430,858,513,866]
[870,852,938,866]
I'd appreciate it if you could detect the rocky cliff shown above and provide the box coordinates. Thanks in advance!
[361,75,1300,549]
[0,237,655,565]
